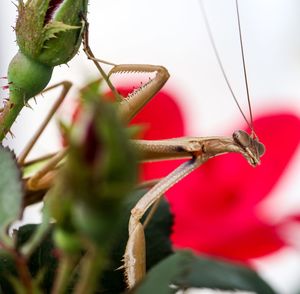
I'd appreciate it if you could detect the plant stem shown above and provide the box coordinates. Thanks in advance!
[74,247,105,294]
[0,99,24,141]
[51,253,79,294]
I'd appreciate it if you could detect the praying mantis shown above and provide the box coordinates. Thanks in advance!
[2,0,265,291]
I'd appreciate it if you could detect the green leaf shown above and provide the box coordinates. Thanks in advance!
[133,251,192,294]
[43,21,80,44]
[175,253,276,294]
[134,251,276,294]
[0,146,23,245]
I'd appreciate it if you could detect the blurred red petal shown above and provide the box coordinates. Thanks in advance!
[172,213,285,260]
[126,88,185,140]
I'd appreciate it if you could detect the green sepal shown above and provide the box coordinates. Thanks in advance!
[43,21,80,44]
[16,0,51,59]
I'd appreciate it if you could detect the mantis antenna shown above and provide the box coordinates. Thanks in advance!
[198,0,255,134]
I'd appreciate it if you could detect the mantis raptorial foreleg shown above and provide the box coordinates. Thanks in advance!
[108,64,169,122]
[81,14,170,121]
[81,14,170,119]
[124,132,265,288]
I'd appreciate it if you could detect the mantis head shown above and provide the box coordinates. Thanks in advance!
[233,130,265,166]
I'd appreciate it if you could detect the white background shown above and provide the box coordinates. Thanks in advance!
[1,1,300,293]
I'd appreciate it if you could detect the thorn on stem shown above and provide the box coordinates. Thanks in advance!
[7,130,15,138]
[25,102,33,110]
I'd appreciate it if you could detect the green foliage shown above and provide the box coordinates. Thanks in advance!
[174,253,276,293]
[134,251,276,294]
[0,190,173,293]
[0,147,23,246]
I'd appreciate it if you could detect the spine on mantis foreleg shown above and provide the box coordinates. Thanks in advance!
[0,0,89,141]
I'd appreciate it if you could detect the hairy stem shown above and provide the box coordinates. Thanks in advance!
[0,99,23,141]
[52,253,79,294]
[74,247,105,294]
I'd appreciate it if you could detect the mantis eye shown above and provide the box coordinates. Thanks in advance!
[233,130,266,158]
[233,130,251,147]
[255,140,265,157]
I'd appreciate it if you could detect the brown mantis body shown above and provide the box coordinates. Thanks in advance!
[11,0,265,290]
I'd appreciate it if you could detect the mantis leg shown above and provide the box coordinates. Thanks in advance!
[18,81,72,165]
[108,64,170,122]
[81,14,169,120]
[25,148,67,191]
[18,81,72,198]
[124,153,209,288]
[81,18,169,116]
[81,14,121,100]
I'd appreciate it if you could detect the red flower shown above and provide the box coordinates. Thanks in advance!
[121,87,300,262]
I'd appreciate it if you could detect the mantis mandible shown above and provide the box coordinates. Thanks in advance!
[5,0,265,290]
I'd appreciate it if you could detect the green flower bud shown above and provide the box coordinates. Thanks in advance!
[49,81,138,245]
[69,84,138,209]
[0,0,88,141]
[16,0,88,66]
